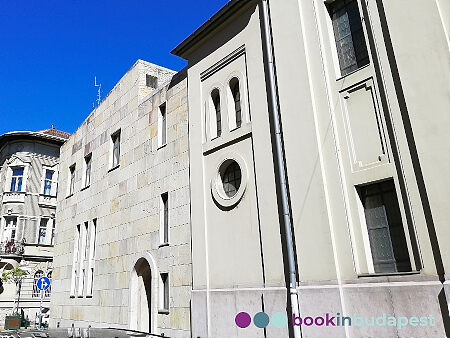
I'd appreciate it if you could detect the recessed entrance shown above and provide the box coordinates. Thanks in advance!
[130,253,157,333]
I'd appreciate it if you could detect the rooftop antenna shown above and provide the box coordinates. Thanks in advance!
[94,76,101,107]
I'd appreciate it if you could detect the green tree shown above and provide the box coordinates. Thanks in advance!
[2,267,28,315]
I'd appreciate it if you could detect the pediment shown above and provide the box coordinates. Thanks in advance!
[7,155,31,166]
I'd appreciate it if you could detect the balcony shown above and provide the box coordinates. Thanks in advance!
[0,239,25,255]
[2,191,25,203]
[38,194,57,208]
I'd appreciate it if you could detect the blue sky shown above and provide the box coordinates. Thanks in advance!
[0,0,229,135]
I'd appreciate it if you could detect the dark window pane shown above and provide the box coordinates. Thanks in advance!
[360,180,412,273]
[13,168,24,176]
[146,74,158,88]
[231,80,242,128]
[212,89,221,137]
[222,162,242,198]
[329,0,369,76]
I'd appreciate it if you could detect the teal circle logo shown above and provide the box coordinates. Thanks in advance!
[253,312,270,328]
[272,312,288,328]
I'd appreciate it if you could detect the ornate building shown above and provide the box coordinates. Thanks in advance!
[0,128,69,324]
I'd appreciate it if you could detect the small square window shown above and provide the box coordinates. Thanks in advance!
[146,74,158,88]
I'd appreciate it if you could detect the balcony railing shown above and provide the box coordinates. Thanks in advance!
[0,239,25,255]
[2,191,25,203]
[38,194,57,208]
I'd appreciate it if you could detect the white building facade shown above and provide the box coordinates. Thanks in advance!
[172,0,450,337]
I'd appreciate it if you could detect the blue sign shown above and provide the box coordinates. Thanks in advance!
[36,276,50,291]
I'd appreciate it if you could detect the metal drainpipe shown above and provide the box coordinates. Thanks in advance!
[260,1,302,337]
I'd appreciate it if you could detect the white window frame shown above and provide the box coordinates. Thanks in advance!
[10,167,24,192]
[41,164,58,197]
[4,158,30,193]
[2,217,18,242]
[38,218,48,245]
[43,170,53,195]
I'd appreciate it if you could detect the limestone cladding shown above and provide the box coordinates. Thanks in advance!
[50,61,191,337]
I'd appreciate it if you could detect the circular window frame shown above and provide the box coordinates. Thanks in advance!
[211,153,248,209]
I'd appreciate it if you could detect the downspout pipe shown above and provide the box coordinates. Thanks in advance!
[260,1,302,337]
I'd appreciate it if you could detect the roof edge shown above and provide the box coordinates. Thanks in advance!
[171,0,253,59]
[0,131,69,145]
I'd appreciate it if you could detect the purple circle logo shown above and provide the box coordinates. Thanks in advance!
[235,312,251,328]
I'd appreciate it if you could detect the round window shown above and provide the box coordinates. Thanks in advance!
[211,154,248,209]
[222,161,242,197]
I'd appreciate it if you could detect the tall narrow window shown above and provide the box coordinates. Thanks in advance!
[230,78,242,128]
[160,193,169,244]
[69,164,76,196]
[70,224,81,297]
[2,217,17,242]
[359,180,412,273]
[211,89,221,138]
[160,273,169,311]
[78,222,88,297]
[10,168,24,192]
[43,170,53,195]
[38,218,48,244]
[33,270,44,298]
[158,103,167,147]
[111,131,121,168]
[328,0,369,76]
[84,154,92,187]
[86,219,97,297]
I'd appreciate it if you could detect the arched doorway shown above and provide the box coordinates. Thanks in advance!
[129,253,158,333]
